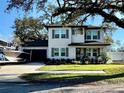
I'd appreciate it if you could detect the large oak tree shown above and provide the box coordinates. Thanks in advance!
[6,0,124,29]
[13,17,47,43]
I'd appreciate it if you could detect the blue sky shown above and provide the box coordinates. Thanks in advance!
[0,0,124,45]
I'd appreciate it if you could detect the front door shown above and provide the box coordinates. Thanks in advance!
[76,48,84,61]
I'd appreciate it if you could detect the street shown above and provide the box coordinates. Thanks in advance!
[0,82,124,93]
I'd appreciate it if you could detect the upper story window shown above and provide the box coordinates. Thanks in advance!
[86,31,91,39]
[61,30,66,38]
[93,31,98,39]
[86,30,100,40]
[52,29,69,39]
[54,30,59,38]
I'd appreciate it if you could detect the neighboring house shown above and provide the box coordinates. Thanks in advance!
[0,40,7,61]
[21,25,111,62]
[0,40,7,52]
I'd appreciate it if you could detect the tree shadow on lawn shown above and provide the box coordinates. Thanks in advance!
[19,72,124,92]
[22,72,124,85]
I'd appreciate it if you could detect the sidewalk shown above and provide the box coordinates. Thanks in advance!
[38,70,105,74]
[0,62,44,83]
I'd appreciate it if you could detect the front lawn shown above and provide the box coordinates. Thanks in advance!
[20,64,124,84]
[39,64,124,71]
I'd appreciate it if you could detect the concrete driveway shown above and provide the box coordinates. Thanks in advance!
[0,62,44,82]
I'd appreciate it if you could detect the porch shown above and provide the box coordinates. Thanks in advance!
[75,48,104,64]
[68,41,110,64]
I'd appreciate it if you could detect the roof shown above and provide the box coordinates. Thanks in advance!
[45,25,87,29]
[21,39,48,47]
[0,40,7,46]
[45,24,107,29]
[68,41,110,46]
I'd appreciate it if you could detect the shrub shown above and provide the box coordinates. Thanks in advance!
[99,52,110,64]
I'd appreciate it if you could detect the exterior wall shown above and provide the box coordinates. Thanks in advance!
[72,35,84,43]
[71,28,85,43]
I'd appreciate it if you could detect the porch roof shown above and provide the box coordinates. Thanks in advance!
[68,42,110,46]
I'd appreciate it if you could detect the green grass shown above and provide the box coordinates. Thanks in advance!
[20,64,124,84]
[39,64,124,71]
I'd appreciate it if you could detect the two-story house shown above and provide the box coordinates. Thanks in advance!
[46,25,110,60]
[21,25,110,62]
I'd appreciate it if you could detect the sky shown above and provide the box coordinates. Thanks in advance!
[0,0,124,45]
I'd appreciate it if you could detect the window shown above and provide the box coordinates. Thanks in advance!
[61,48,66,56]
[93,49,98,56]
[86,48,98,57]
[52,29,69,39]
[93,31,98,39]
[86,30,100,40]
[61,30,66,38]
[86,48,91,56]
[86,31,91,39]
[61,48,68,57]
[52,48,59,57]
[52,48,68,57]
[54,30,59,38]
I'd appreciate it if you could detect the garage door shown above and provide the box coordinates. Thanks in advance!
[23,49,47,62]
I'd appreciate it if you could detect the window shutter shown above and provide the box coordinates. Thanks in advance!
[72,29,75,35]
[81,28,83,35]
[51,48,54,57]
[98,48,100,56]
[98,31,100,39]
[52,30,55,38]
[66,29,69,38]
[84,48,86,56]
[84,31,86,39]
[66,48,69,57]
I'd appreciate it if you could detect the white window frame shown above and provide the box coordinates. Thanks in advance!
[92,48,98,57]
[86,48,98,57]
[54,30,60,38]
[52,29,69,39]
[86,30,99,40]
[61,30,66,38]
[86,48,92,56]
[53,48,59,57]
[61,48,66,56]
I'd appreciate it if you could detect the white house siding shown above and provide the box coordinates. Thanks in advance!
[71,28,85,43]
[48,27,72,59]
[72,35,84,43]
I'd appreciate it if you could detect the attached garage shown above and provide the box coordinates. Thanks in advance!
[21,40,48,62]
